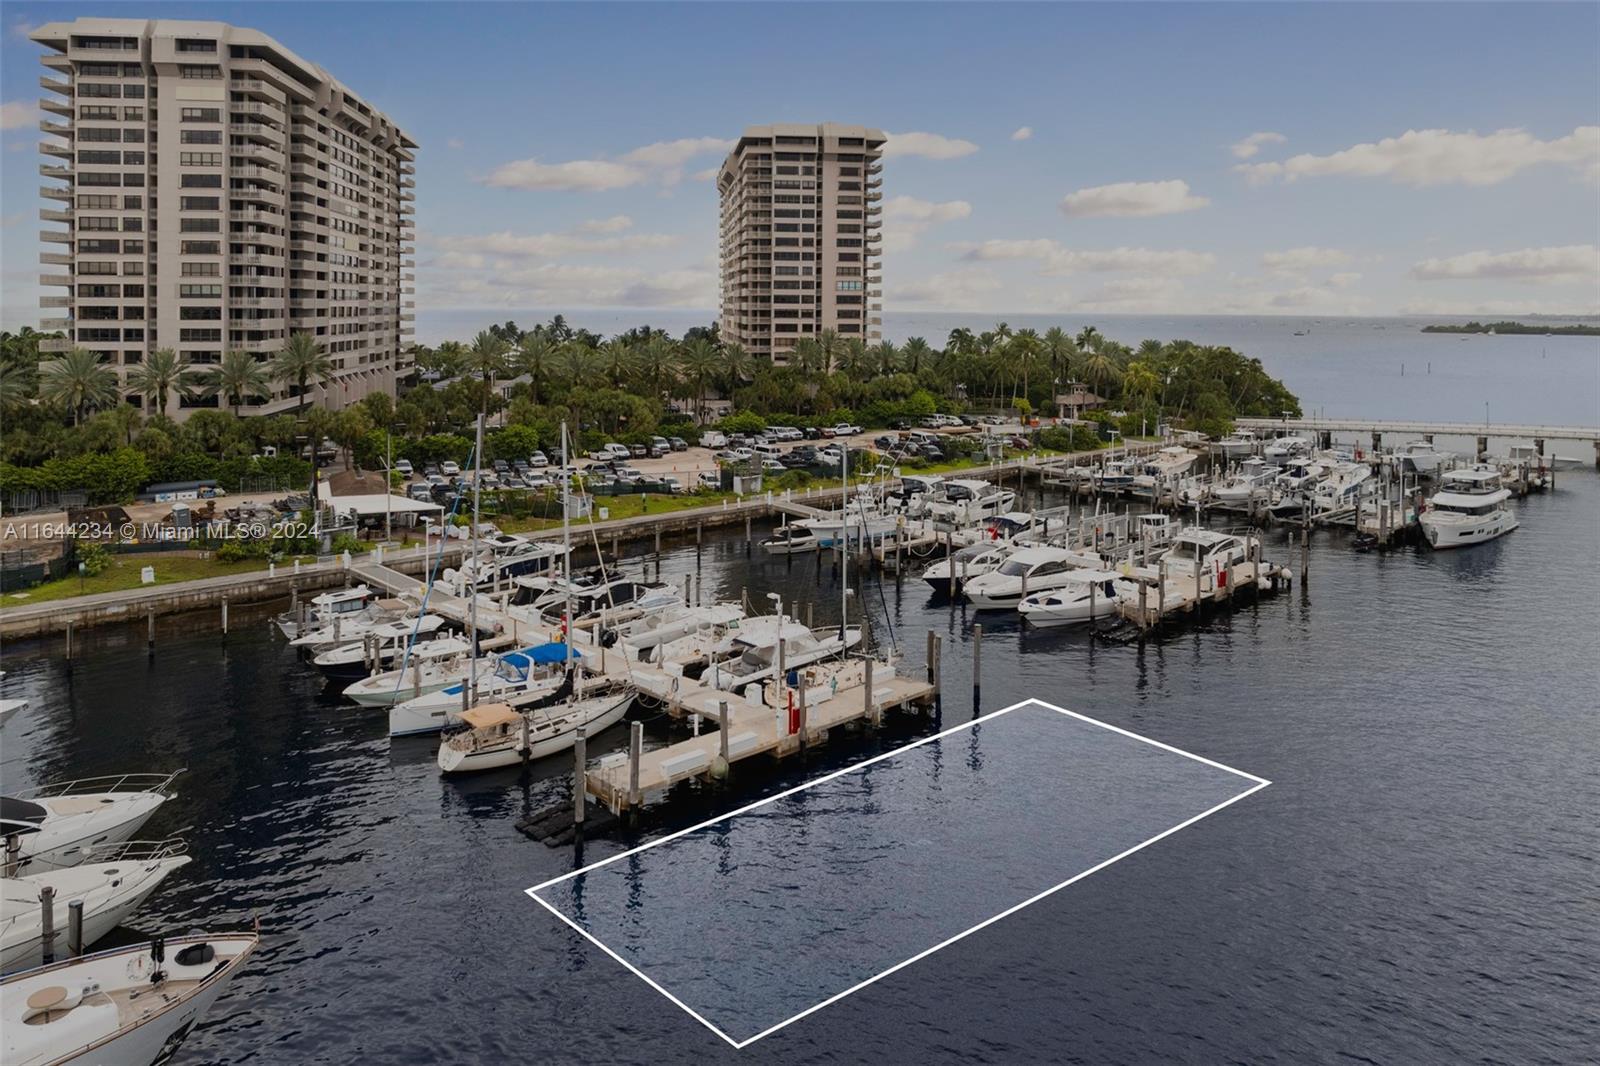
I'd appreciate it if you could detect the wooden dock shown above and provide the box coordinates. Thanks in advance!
[1115,559,1292,630]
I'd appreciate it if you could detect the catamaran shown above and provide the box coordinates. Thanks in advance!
[1420,465,1518,549]
[2,929,257,1066]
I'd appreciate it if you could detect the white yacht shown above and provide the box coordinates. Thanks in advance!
[1,930,257,1066]
[607,604,746,661]
[309,615,456,683]
[1089,460,1138,492]
[387,643,582,736]
[1420,465,1518,549]
[1311,461,1374,511]
[962,546,1102,610]
[761,524,820,555]
[1392,440,1453,475]
[286,595,420,654]
[1212,458,1276,505]
[1018,571,1138,627]
[510,574,679,625]
[1262,434,1312,466]
[925,480,1017,528]
[1131,447,1199,493]
[441,539,569,597]
[885,474,945,517]
[340,637,481,707]
[2,840,190,973]
[3,774,180,876]
[1214,428,1260,458]
[1156,528,1250,579]
[436,688,634,774]
[274,585,373,640]
[921,541,1013,595]
[689,619,863,692]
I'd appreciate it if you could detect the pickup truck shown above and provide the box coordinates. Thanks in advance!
[830,423,863,437]
[589,442,631,462]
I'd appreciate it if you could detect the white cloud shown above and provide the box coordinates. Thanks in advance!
[434,229,679,258]
[956,239,1215,276]
[691,167,719,182]
[422,261,716,310]
[1261,246,1354,273]
[1329,272,1363,288]
[1410,245,1599,284]
[1231,131,1286,160]
[1059,179,1209,218]
[882,196,972,252]
[882,131,979,160]
[891,267,1003,310]
[1234,126,1600,187]
[1011,126,1033,142]
[576,215,633,234]
[0,100,39,131]
[480,135,732,192]
[1074,277,1189,312]
[1398,296,1600,316]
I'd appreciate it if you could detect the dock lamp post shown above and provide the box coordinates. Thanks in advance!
[77,560,85,595]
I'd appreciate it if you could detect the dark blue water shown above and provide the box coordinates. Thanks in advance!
[2,463,1597,1064]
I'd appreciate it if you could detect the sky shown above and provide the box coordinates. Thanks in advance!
[2,1,1598,330]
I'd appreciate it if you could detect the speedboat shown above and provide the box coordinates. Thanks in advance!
[885,474,945,517]
[1155,527,1250,580]
[1212,458,1275,506]
[510,574,679,625]
[274,585,373,639]
[286,596,420,654]
[1089,461,1137,492]
[2,840,189,973]
[1,930,257,1066]
[387,643,582,736]
[3,774,180,876]
[340,637,479,707]
[436,688,634,774]
[605,604,746,661]
[1392,440,1453,475]
[1312,461,1373,510]
[761,524,820,555]
[441,539,569,596]
[309,615,455,682]
[962,546,1102,611]
[1214,428,1260,458]
[1131,447,1199,492]
[1018,570,1138,627]
[690,619,863,693]
[922,541,1013,596]
[1262,435,1312,466]
[1420,465,1518,549]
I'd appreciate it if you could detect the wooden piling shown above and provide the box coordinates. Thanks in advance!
[926,630,936,684]
[221,597,229,636]
[865,657,879,726]
[573,725,586,825]
[146,608,155,650]
[67,899,84,957]
[627,720,643,807]
[718,700,730,766]
[971,623,982,703]
[64,621,73,661]
[412,658,422,700]
[39,886,55,964]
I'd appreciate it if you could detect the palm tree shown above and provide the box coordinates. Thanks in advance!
[679,338,719,421]
[1008,329,1044,402]
[1122,360,1161,408]
[0,360,34,413]
[870,340,901,377]
[467,329,510,397]
[433,339,468,379]
[1074,325,1103,353]
[126,347,192,415]
[900,337,933,376]
[595,340,635,389]
[271,331,334,414]
[633,335,677,400]
[558,340,600,391]
[204,350,271,416]
[817,328,843,374]
[1043,326,1075,387]
[718,341,752,392]
[1081,347,1122,398]
[791,338,823,377]
[39,348,120,425]
[511,334,555,405]
[839,338,870,379]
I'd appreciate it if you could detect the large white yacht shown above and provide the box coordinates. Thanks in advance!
[922,541,1013,596]
[1311,461,1373,511]
[962,546,1102,610]
[2,930,257,1065]
[2,774,180,876]
[386,643,581,736]
[1212,457,1276,505]
[1017,570,1139,627]
[1392,440,1453,475]
[1420,465,1518,549]
[924,480,1017,528]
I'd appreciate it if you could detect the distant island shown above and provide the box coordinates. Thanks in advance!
[1421,320,1600,336]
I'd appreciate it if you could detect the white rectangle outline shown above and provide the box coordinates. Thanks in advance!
[525,697,1271,1049]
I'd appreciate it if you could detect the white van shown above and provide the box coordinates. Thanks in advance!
[753,442,783,460]
[700,430,728,448]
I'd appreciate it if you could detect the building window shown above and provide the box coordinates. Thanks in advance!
[179,65,222,79]
[181,263,220,276]
[181,174,223,188]
[180,152,222,166]
[180,218,221,232]
[78,150,123,165]
[181,241,221,254]
[176,39,217,52]
[180,284,222,297]
[77,83,122,99]
[180,107,221,122]
[181,129,221,144]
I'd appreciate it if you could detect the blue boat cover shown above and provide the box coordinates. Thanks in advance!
[528,642,583,664]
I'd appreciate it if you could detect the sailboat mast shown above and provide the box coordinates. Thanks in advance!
[469,412,482,695]
[840,444,848,641]
[561,421,573,643]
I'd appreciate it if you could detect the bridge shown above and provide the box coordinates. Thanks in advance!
[1235,418,1600,465]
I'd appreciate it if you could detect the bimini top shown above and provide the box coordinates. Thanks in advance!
[526,642,584,665]
[459,703,521,730]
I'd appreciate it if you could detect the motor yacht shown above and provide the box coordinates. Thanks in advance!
[1156,528,1250,579]
[286,595,420,654]
[1018,570,1139,627]
[921,541,1013,596]
[1,930,257,1066]
[688,619,863,693]
[274,585,374,640]
[2,840,189,973]
[1420,465,1518,549]
[441,540,570,597]
[962,546,1102,610]
[1089,460,1138,493]
[1311,461,1373,511]
[1262,434,1312,466]
[1131,447,1199,493]
[339,636,482,707]
[1214,428,1260,458]
[924,480,1017,527]
[761,524,820,555]
[2,774,180,876]
[1212,458,1276,506]
[1392,440,1453,475]
[309,615,456,683]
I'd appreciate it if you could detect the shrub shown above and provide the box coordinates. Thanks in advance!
[75,540,112,576]
[717,410,768,434]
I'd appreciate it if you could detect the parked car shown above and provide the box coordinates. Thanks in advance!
[721,447,754,462]
[423,463,441,478]
[440,460,461,477]
[890,419,912,431]
[627,443,646,458]
[874,434,901,451]
[394,458,414,477]
[770,426,803,442]
[649,436,671,458]
[698,471,722,490]
[668,436,689,451]
[780,451,811,468]
[816,447,844,467]
[406,482,432,501]
[831,423,863,437]
[919,443,945,461]
[700,430,728,448]
[492,458,510,474]
[803,427,824,440]
[589,442,631,462]
[529,451,550,468]
[660,476,683,493]
[761,458,786,474]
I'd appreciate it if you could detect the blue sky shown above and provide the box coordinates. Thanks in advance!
[3,1,1597,328]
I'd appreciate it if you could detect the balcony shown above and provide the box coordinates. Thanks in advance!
[40,252,71,266]
[230,296,282,308]
[230,101,284,123]
[40,317,71,331]
[232,165,285,185]
[39,120,72,138]
[40,96,72,118]
[230,121,285,144]
[39,164,72,180]
[232,252,284,266]
[39,338,73,353]
[40,207,72,223]
[41,274,72,287]
[40,76,71,96]
[232,145,279,168]
[40,139,73,159]
[40,295,71,308]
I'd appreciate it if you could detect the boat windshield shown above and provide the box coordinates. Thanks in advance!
[997,559,1034,576]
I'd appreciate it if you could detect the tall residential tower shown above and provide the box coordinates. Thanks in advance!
[32,18,417,417]
[717,123,884,365]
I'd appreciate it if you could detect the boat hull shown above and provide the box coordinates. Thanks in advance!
[437,694,632,774]
[1421,510,1518,549]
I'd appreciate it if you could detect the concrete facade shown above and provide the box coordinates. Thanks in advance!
[32,18,417,418]
[717,123,884,365]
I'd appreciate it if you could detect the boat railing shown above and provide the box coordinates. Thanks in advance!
[10,769,185,800]
[82,834,190,864]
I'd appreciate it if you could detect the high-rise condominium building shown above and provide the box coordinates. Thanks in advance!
[717,123,885,365]
[31,18,417,418]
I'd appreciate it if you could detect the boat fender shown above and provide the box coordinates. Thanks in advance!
[599,628,619,648]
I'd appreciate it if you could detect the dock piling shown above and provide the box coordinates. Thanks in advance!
[65,621,73,661]
[717,700,730,774]
[39,886,55,964]
[627,721,643,808]
[865,657,879,726]
[412,659,422,699]
[573,725,586,825]
[146,608,155,651]
[67,899,83,957]
[971,623,982,706]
